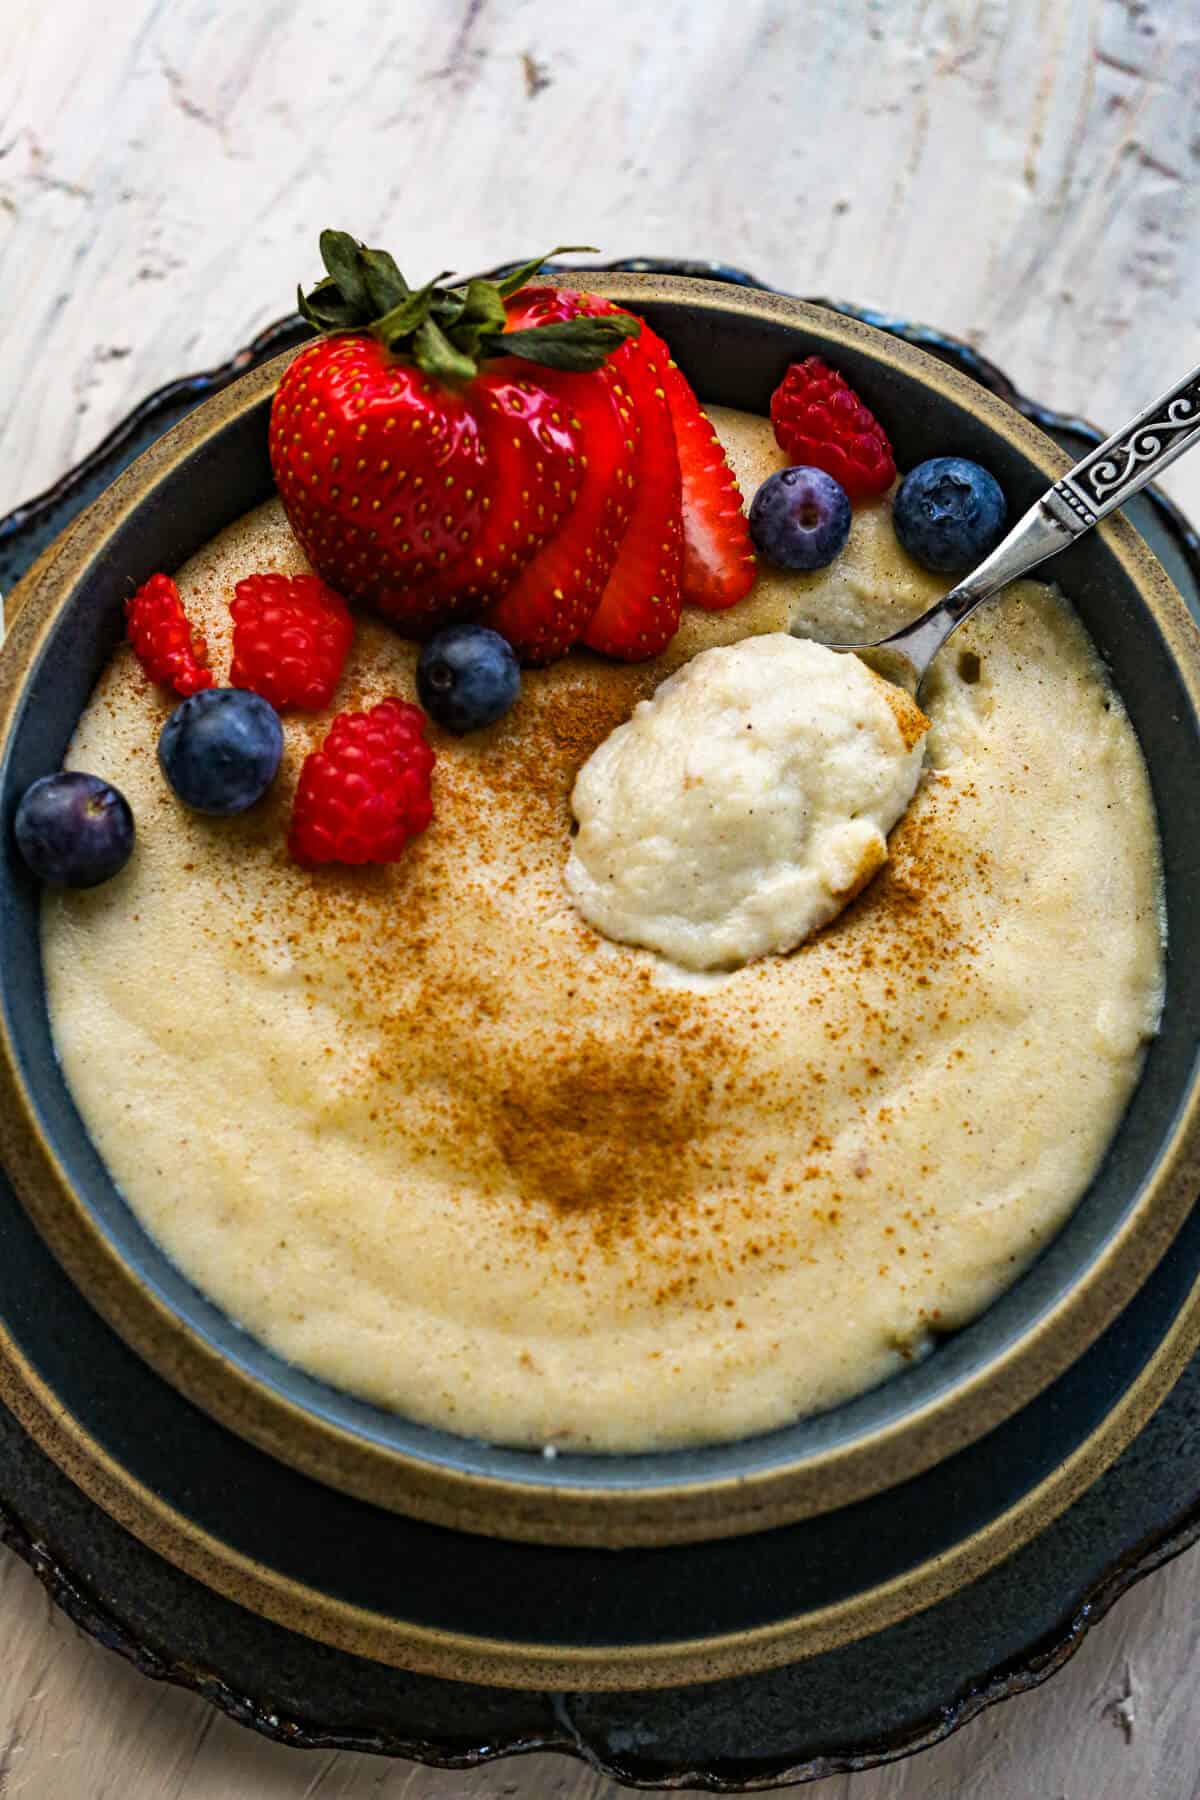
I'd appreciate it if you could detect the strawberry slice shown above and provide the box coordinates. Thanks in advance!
[481,290,639,665]
[662,360,757,611]
[579,309,683,661]
[465,360,584,604]
[373,358,583,636]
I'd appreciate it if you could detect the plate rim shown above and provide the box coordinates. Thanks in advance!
[4,275,1200,1555]
[2,1243,1200,1693]
[3,269,1200,1779]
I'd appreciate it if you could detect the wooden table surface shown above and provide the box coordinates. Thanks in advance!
[4,0,1200,1793]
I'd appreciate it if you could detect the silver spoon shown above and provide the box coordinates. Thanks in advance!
[816,362,1200,695]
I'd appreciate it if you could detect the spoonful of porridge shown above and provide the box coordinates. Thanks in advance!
[567,361,1200,971]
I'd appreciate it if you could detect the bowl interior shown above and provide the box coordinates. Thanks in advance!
[2,287,1199,1518]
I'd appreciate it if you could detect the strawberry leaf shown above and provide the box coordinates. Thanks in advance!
[451,279,508,356]
[360,247,409,315]
[492,246,598,300]
[459,279,508,332]
[413,317,477,382]
[319,229,374,316]
[430,288,467,329]
[299,234,634,382]
[494,314,640,372]
[371,271,455,348]
[297,278,364,332]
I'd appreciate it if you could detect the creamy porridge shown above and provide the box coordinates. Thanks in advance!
[41,407,1164,1452]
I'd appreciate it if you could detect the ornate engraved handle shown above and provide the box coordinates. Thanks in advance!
[1048,363,1200,529]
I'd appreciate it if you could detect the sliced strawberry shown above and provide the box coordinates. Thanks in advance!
[479,367,637,664]
[371,359,583,636]
[481,290,639,664]
[269,236,638,645]
[662,360,757,611]
[270,337,493,615]
[579,309,682,661]
[460,360,584,604]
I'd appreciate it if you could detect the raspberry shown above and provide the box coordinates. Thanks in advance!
[288,699,435,866]
[126,573,214,697]
[769,357,896,502]
[229,572,353,711]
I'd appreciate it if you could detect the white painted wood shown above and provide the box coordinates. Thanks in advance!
[2,0,1200,1792]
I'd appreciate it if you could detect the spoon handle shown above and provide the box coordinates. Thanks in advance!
[1052,363,1200,525]
[957,360,1200,608]
[879,360,1200,687]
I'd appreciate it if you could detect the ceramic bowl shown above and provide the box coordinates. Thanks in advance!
[2,273,1198,1549]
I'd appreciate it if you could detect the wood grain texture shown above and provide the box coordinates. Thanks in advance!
[2,0,1200,1793]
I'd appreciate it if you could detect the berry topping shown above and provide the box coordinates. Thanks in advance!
[288,699,435,866]
[126,573,214,697]
[269,233,636,638]
[662,358,757,610]
[158,689,284,817]
[769,357,896,502]
[579,306,682,660]
[748,467,852,571]
[272,339,492,615]
[15,772,134,888]
[229,571,353,711]
[481,286,640,664]
[416,624,521,735]
[892,456,1007,573]
[372,363,582,636]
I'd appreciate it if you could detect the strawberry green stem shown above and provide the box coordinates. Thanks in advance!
[297,230,639,378]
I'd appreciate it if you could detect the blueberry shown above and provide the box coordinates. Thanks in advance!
[158,688,284,816]
[892,456,1007,573]
[15,772,134,888]
[747,467,852,572]
[417,623,521,734]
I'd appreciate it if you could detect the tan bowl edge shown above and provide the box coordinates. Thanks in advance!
[1,277,1199,1562]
